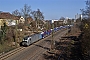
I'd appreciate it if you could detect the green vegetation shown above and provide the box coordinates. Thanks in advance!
[0,23,8,44]
[0,23,24,53]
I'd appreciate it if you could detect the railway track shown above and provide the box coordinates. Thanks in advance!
[0,32,51,60]
[27,29,68,60]
[14,36,50,60]
[0,47,26,60]
[22,29,68,60]
[0,29,68,60]
[28,40,49,60]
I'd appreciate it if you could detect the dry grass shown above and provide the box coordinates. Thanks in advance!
[0,42,15,54]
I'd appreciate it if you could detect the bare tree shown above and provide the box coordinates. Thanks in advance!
[12,9,21,16]
[21,4,31,24]
[36,9,44,20]
[31,9,44,28]
[81,0,90,19]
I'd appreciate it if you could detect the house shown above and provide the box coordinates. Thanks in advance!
[63,19,68,24]
[0,12,25,28]
[18,16,25,24]
[54,20,64,27]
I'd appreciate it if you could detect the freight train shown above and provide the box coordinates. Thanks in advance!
[21,25,71,46]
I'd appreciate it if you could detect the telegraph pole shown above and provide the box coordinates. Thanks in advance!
[51,20,55,51]
[81,14,83,31]
[35,17,38,33]
[15,20,18,47]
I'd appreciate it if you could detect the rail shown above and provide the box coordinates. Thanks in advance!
[0,47,26,60]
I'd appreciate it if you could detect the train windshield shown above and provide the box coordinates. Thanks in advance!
[24,36,29,40]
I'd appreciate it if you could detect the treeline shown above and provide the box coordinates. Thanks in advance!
[12,4,44,21]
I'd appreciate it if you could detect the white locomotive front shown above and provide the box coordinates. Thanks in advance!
[22,36,31,46]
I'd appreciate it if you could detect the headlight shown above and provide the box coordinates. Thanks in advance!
[23,39,25,41]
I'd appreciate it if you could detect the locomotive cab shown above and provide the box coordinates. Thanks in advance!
[22,36,31,46]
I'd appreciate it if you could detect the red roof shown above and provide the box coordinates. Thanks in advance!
[0,12,20,20]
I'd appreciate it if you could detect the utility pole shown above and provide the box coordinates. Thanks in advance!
[81,14,82,21]
[35,17,38,33]
[15,20,18,47]
[47,21,49,31]
[51,20,55,51]
[81,14,83,31]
